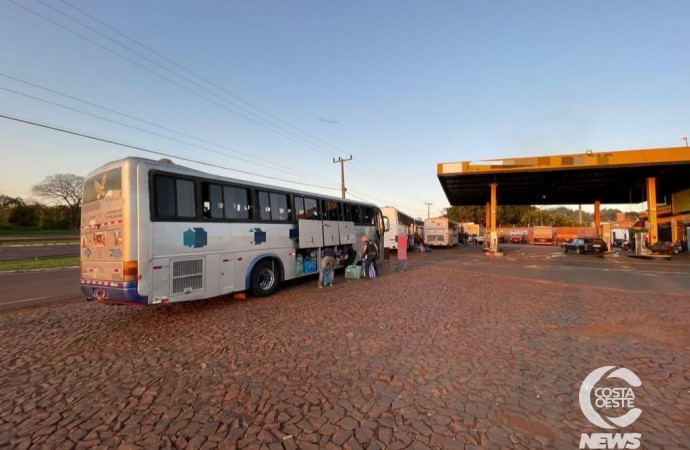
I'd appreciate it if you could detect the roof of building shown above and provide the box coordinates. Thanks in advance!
[437,147,690,206]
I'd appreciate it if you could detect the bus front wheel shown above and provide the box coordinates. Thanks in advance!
[250,260,280,297]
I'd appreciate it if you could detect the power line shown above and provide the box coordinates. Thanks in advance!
[10,0,336,159]
[23,0,428,205]
[0,73,340,187]
[55,0,349,157]
[0,112,341,191]
[12,0,426,208]
[33,0,341,160]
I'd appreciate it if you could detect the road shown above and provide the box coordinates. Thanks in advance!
[0,268,81,311]
[0,243,79,261]
[1,244,689,312]
[414,244,690,296]
[0,246,688,449]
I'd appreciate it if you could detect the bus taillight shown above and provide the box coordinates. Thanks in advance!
[123,261,138,282]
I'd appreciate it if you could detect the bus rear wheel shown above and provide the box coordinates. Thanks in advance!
[250,260,280,297]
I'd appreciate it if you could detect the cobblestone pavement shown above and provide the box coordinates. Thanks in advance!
[1,259,689,449]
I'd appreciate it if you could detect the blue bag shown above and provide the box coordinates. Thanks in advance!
[304,258,317,274]
[323,270,331,286]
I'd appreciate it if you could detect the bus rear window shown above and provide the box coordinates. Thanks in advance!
[83,167,122,204]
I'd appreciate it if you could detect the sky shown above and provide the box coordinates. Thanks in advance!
[1,0,689,219]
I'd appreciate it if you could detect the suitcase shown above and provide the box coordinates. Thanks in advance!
[345,265,361,279]
[362,264,377,279]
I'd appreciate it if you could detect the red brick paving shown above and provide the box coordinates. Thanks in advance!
[1,259,689,449]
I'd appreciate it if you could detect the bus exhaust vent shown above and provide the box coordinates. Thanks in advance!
[172,258,204,295]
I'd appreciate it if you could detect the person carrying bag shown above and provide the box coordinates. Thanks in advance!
[360,236,379,279]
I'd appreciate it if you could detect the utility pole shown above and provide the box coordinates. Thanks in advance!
[333,155,353,199]
[425,202,433,218]
[578,204,583,225]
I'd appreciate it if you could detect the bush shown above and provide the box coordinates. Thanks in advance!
[39,217,71,230]
[8,206,39,228]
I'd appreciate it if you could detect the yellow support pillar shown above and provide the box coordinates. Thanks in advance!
[646,177,658,244]
[485,201,490,230]
[594,201,601,238]
[490,183,497,233]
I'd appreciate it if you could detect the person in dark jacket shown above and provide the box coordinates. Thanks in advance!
[360,236,379,278]
[339,245,356,270]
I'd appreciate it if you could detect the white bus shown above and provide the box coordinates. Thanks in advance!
[79,157,387,305]
[381,206,421,250]
[424,217,460,247]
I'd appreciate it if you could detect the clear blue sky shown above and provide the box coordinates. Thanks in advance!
[1,0,688,218]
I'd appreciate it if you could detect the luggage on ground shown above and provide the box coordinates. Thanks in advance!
[345,265,361,279]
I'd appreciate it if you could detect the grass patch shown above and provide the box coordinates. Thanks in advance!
[0,256,80,272]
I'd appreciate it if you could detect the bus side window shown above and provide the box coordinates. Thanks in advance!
[258,191,271,221]
[305,198,319,220]
[362,207,373,225]
[350,205,361,224]
[295,196,305,220]
[154,176,175,218]
[324,200,338,221]
[175,179,196,218]
[342,203,351,222]
[201,183,224,219]
[223,185,250,219]
[270,192,290,221]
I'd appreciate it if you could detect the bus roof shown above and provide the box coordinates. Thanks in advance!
[88,156,380,208]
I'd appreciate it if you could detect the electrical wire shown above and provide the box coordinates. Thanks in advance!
[10,0,430,209]
[0,112,344,192]
[21,0,429,205]
[10,0,335,159]
[31,0,340,159]
[0,74,341,187]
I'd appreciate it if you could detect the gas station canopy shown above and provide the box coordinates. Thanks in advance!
[437,147,690,206]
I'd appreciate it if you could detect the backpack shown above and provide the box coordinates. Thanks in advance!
[366,240,378,259]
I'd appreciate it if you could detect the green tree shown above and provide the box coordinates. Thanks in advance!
[8,205,39,228]
[31,173,84,229]
[442,206,485,224]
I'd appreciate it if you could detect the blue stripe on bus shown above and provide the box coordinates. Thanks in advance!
[245,253,285,291]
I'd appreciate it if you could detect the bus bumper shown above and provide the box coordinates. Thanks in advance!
[80,280,148,306]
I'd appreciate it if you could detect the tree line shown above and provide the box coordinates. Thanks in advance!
[442,205,640,228]
[0,174,84,231]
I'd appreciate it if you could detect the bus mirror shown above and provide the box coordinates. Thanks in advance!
[383,216,390,232]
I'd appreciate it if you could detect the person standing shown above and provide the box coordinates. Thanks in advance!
[360,236,379,279]
[319,246,336,288]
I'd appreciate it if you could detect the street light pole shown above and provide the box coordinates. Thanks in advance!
[682,136,688,147]
[425,202,433,218]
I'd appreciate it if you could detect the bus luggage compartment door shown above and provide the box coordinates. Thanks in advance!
[338,221,355,246]
[219,253,236,294]
[322,220,340,247]
[298,219,324,249]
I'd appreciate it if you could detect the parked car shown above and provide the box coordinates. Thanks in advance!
[562,238,608,254]
[509,233,524,244]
